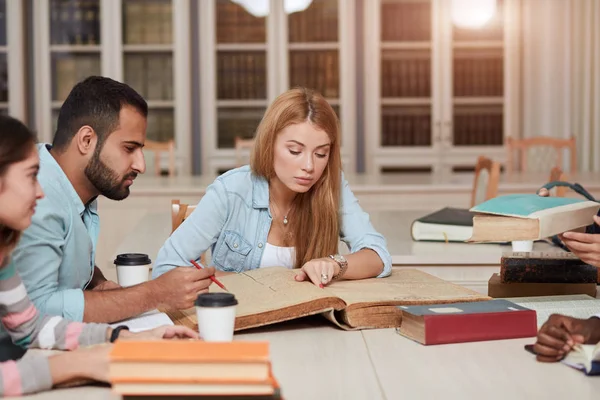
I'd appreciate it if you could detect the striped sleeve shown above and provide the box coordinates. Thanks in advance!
[0,357,52,396]
[0,260,109,350]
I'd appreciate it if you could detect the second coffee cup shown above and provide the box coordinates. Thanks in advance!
[114,253,152,287]
[195,292,238,342]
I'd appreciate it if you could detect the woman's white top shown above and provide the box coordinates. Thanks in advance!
[259,242,295,269]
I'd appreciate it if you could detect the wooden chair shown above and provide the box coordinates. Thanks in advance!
[145,139,176,176]
[234,136,255,167]
[506,136,577,174]
[171,200,206,264]
[471,156,501,207]
[548,166,568,197]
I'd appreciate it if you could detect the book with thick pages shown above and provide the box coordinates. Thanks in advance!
[112,376,277,397]
[488,273,598,298]
[110,341,270,382]
[410,207,475,242]
[500,252,598,284]
[165,267,489,331]
[467,194,600,242]
[397,299,537,345]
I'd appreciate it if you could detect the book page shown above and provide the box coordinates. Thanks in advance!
[110,310,173,333]
[167,267,345,331]
[324,269,489,310]
[510,295,600,328]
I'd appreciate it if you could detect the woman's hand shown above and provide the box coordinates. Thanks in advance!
[559,217,600,267]
[117,325,199,341]
[49,343,113,385]
[295,257,340,288]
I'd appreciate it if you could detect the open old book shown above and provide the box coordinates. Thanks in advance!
[165,267,489,331]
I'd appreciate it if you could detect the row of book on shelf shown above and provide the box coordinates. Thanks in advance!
[124,54,174,101]
[381,54,503,98]
[123,0,173,45]
[217,53,267,100]
[288,0,338,43]
[453,57,504,97]
[380,111,502,147]
[216,0,266,44]
[50,0,100,45]
[49,0,173,46]
[289,51,339,98]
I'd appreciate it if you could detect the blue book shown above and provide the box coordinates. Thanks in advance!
[467,194,600,242]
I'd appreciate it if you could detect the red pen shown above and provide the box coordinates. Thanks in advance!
[190,259,228,291]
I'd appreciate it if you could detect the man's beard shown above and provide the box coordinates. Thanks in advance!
[84,148,137,201]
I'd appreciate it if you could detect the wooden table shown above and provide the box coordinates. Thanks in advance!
[23,317,600,400]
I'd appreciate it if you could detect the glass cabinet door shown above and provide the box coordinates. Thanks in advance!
[450,0,504,148]
[287,0,340,118]
[122,0,175,143]
[215,0,268,150]
[380,0,433,149]
[49,0,102,130]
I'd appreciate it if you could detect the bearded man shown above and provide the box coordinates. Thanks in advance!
[8,77,214,327]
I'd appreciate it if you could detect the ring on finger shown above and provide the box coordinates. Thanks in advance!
[320,272,328,283]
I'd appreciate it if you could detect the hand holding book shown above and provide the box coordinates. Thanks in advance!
[538,187,600,267]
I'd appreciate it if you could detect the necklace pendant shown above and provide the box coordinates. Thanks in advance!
[283,216,288,225]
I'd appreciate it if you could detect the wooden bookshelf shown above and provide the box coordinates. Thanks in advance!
[34,0,191,174]
[365,0,520,174]
[200,0,356,174]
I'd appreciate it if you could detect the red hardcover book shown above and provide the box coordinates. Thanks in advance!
[398,299,537,345]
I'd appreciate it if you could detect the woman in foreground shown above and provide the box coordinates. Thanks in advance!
[153,87,392,287]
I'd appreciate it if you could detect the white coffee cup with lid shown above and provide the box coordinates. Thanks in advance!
[195,293,238,342]
[114,253,151,287]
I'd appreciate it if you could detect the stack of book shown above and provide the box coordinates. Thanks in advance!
[110,341,281,399]
[488,252,599,298]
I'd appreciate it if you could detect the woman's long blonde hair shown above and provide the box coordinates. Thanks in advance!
[251,87,342,268]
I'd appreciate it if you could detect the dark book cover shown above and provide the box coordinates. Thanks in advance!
[488,273,597,298]
[416,207,475,227]
[500,252,598,284]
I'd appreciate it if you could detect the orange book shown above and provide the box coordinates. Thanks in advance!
[112,371,280,397]
[110,341,270,382]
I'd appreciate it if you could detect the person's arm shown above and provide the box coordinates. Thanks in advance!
[0,261,109,350]
[11,203,88,322]
[152,179,229,278]
[82,266,215,322]
[82,282,159,322]
[338,175,391,278]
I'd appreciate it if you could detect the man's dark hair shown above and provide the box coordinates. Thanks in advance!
[52,76,148,152]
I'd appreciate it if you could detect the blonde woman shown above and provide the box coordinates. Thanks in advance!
[0,116,197,396]
[153,88,391,287]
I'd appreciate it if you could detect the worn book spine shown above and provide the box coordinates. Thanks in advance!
[421,310,537,345]
[500,255,598,284]
[488,274,598,298]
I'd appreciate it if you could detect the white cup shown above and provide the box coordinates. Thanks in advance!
[195,293,238,342]
[114,253,151,287]
[511,240,534,252]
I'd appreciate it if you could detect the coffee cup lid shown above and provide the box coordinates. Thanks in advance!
[114,253,151,266]
[195,293,238,308]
